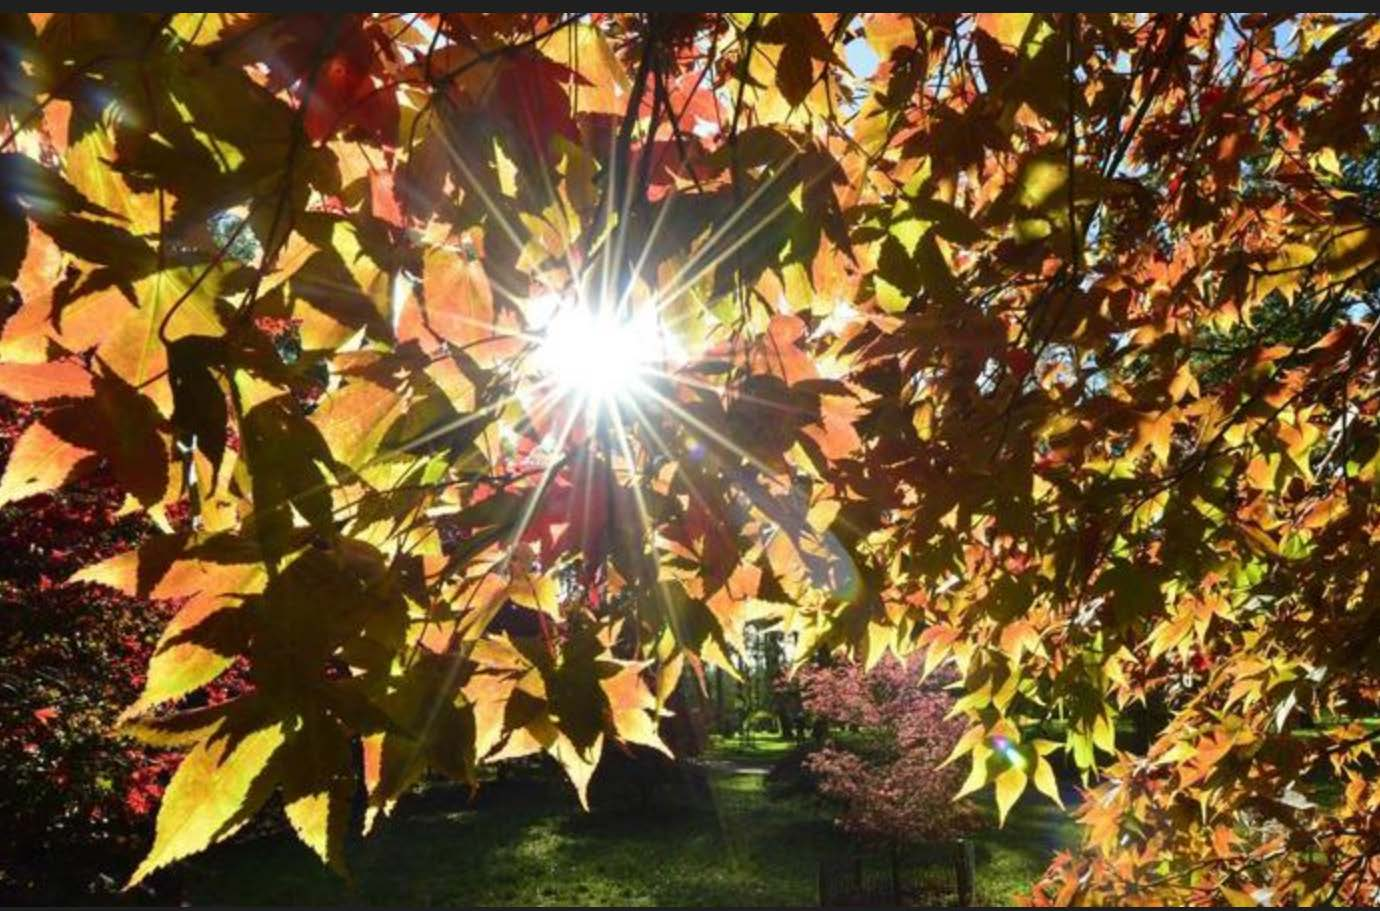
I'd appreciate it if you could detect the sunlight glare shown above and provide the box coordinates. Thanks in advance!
[534,297,663,409]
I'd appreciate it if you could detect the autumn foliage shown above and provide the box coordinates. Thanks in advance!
[0,395,171,898]
[4,12,1380,905]
[797,655,983,846]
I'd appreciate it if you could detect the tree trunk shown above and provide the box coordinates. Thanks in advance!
[954,839,975,907]
[890,840,901,906]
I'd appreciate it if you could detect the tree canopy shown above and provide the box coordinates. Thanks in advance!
[3,12,1380,904]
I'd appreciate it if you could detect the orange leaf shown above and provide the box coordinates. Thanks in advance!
[0,360,93,402]
[0,416,96,506]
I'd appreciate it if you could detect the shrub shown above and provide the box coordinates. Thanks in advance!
[795,655,982,847]
[0,395,245,901]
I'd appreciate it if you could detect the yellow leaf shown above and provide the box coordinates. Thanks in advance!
[656,652,685,709]
[101,266,228,412]
[949,679,993,718]
[1221,886,1257,907]
[1313,146,1342,177]
[875,274,909,314]
[537,23,629,115]
[600,664,672,757]
[912,400,934,441]
[509,570,561,619]
[1169,363,1199,402]
[420,246,518,370]
[281,716,353,875]
[1031,756,1064,809]
[549,731,604,811]
[992,668,1021,712]
[999,620,1041,661]
[127,721,287,888]
[939,724,986,770]
[976,12,1034,49]
[311,375,408,472]
[1092,713,1116,753]
[454,574,512,642]
[954,742,993,799]
[1134,409,1175,465]
[863,620,895,672]
[493,138,518,197]
[73,549,267,719]
[889,217,927,257]
[994,764,1027,826]
[1254,242,1315,304]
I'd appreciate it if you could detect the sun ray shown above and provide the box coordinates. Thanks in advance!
[619,390,735,558]
[648,149,802,315]
[433,119,529,255]
[527,117,594,312]
[595,114,623,325]
[614,190,679,318]
[605,116,651,321]
[495,385,589,574]
[635,383,782,480]
[223,377,550,549]
[606,402,692,652]
[637,365,817,421]
[650,152,843,338]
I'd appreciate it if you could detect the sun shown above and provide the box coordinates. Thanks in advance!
[532,296,667,416]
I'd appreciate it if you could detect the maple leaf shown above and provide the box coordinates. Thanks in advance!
[491,52,587,161]
[3,15,1380,906]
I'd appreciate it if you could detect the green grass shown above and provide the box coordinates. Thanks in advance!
[163,761,1076,907]
[704,733,799,764]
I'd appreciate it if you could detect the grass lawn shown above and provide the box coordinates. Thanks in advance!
[704,732,799,764]
[162,743,1077,907]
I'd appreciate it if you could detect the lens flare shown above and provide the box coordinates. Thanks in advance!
[534,299,664,408]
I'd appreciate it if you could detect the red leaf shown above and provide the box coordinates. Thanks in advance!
[286,18,398,145]
[493,53,587,158]
[1004,347,1036,378]
[522,453,625,572]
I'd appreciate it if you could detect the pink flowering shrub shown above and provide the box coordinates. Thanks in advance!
[797,654,983,845]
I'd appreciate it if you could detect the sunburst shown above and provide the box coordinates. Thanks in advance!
[530,293,671,428]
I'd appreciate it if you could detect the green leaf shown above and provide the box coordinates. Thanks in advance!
[909,197,988,245]
[1016,157,1067,210]
[915,232,961,310]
